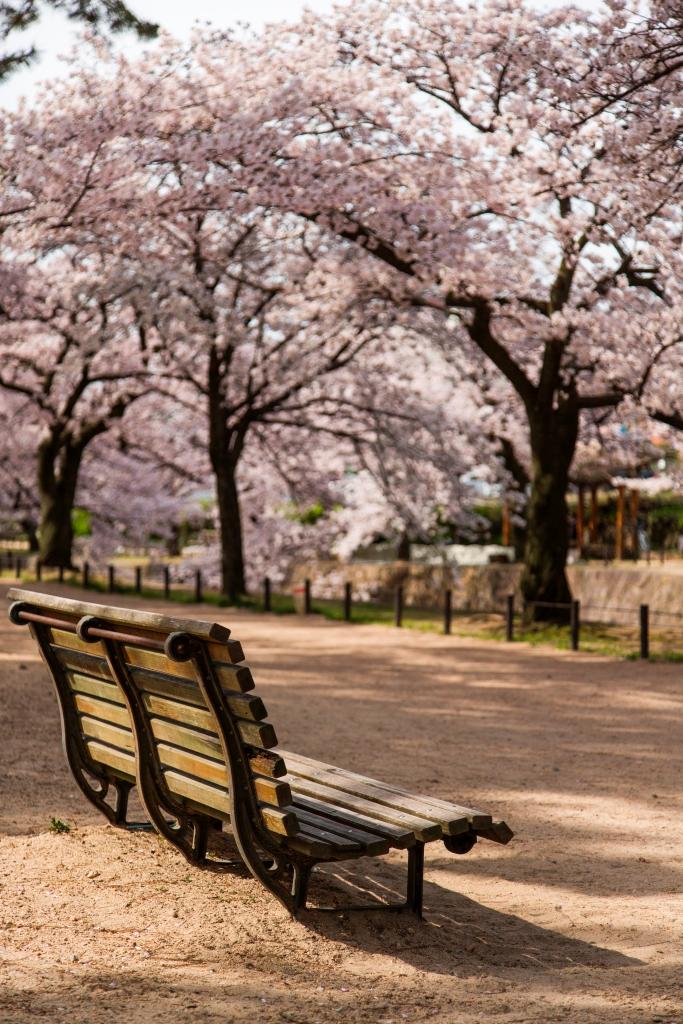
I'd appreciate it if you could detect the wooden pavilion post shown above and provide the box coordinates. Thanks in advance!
[615,485,625,560]
[576,485,585,552]
[589,484,598,543]
[501,499,511,547]
[630,489,640,557]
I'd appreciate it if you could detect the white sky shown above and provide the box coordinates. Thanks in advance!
[0,0,335,106]
[1,0,604,108]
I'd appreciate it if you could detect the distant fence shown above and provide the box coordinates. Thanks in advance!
[3,556,683,660]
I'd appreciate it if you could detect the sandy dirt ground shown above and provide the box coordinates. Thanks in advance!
[0,581,681,1024]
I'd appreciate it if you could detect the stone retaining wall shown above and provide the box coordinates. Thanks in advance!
[288,559,683,624]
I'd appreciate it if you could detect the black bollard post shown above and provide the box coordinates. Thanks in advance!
[107,565,115,593]
[570,599,580,651]
[82,562,89,589]
[344,581,352,623]
[444,589,452,635]
[304,578,312,615]
[163,566,170,601]
[394,585,404,628]
[639,604,650,660]
[506,593,515,642]
[58,565,64,583]
[135,566,142,594]
[263,577,271,612]
[194,569,203,604]
[36,560,42,582]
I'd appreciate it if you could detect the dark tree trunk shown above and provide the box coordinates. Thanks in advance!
[396,532,411,561]
[521,402,579,621]
[20,517,39,553]
[37,438,83,567]
[208,348,247,602]
[213,456,246,602]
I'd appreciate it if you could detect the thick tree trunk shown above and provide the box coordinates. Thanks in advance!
[208,348,247,602]
[37,438,83,567]
[521,403,579,621]
[213,456,246,602]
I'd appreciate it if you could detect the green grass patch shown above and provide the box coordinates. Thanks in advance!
[49,817,70,834]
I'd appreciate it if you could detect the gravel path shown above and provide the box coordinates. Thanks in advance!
[1,581,681,1024]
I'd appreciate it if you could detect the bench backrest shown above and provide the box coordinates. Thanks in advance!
[7,589,297,840]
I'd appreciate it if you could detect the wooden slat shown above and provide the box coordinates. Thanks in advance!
[49,628,106,657]
[79,716,289,805]
[149,717,221,758]
[80,715,133,752]
[296,821,361,854]
[157,743,229,788]
[248,749,287,779]
[293,807,390,855]
[252,775,293,809]
[53,646,114,683]
[158,746,291,808]
[291,794,414,849]
[74,693,129,728]
[476,821,514,845]
[9,587,231,642]
[68,671,125,706]
[160,770,296,836]
[123,646,196,681]
[285,776,442,842]
[281,751,490,832]
[123,646,251,689]
[161,769,230,815]
[132,666,261,712]
[86,739,136,779]
[143,693,276,750]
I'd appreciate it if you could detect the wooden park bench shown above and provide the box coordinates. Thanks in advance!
[8,588,512,917]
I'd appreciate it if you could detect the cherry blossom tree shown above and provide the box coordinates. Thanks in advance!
[197,0,683,614]
[0,251,164,565]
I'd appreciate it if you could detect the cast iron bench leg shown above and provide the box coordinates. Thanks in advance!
[293,843,425,919]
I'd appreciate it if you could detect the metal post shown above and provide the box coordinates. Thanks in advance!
[570,599,580,651]
[263,576,271,612]
[36,560,42,582]
[506,593,514,642]
[15,556,22,579]
[58,565,64,583]
[135,566,142,594]
[82,562,89,589]
[107,565,115,593]
[444,589,452,635]
[194,569,202,604]
[163,566,170,601]
[394,585,403,628]
[343,581,352,622]
[639,603,649,660]
[304,578,312,615]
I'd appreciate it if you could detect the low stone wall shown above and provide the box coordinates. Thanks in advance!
[287,560,523,612]
[289,559,683,623]
[567,564,683,624]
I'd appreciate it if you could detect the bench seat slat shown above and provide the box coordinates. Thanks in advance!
[290,794,414,849]
[293,806,391,856]
[283,776,442,842]
[295,821,362,854]
[281,750,491,832]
